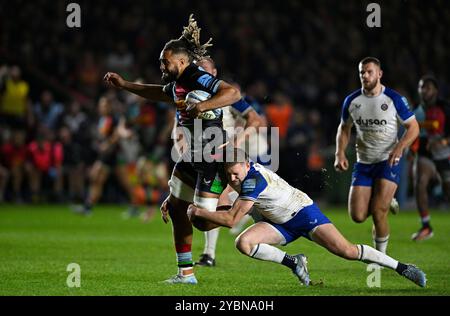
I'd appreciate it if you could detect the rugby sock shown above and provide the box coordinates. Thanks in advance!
[357,244,398,270]
[419,210,431,228]
[203,228,220,259]
[176,244,193,276]
[373,235,389,254]
[395,262,408,275]
[281,254,298,270]
[249,243,285,264]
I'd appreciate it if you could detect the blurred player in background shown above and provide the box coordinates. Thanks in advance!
[104,15,241,284]
[73,96,136,215]
[188,148,426,288]
[410,76,450,241]
[25,125,64,202]
[334,57,419,254]
[193,56,268,267]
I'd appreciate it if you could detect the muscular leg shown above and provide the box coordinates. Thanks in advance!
[348,186,372,223]
[235,222,285,256]
[235,222,310,285]
[311,223,427,287]
[370,179,397,253]
[115,164,140,216]
[162,168,197,281]
[87,161,109,206]
[414,157,437,225]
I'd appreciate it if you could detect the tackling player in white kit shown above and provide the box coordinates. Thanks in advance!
[187,147,426,288]
[193,57,268,267]
[334,57,419,254]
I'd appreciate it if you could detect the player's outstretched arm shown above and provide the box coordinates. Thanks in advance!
[187,198,254,228]
[334,122,352,172]
[103,72,174,104]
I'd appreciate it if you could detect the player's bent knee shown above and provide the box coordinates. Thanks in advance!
[234,235,254,256]
[350,213,367,223]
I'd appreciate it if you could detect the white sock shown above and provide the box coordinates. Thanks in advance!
[357,244,398,270]
[249,243,285,263]
[373,235,389,254]
[203,228,220,259]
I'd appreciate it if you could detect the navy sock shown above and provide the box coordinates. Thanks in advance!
[396,262,408,274]
[281,254,297,270]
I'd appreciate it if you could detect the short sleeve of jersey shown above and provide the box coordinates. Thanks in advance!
[341,89,361,124]
[162,83,175,100]
[232,98,253,116]
[384,88,415,123]
[177,64,221,95]
[187,67,222,95]
[239,171,268,201]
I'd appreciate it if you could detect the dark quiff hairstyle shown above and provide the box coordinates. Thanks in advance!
[359,56,381,68]
[163,14,213,62]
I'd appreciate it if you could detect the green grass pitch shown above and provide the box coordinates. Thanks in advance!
[0,204,448,296]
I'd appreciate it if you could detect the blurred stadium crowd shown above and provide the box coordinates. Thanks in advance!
[0,0,449,205]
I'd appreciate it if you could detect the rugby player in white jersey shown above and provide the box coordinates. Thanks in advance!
[193,57,268,267]
[187,147,426,287]
[334,57,419,254]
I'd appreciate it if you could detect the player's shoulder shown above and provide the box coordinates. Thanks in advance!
[383,87,407,103]
[343,89,363,105]
[243,163,268,184]
[241,163,269,196]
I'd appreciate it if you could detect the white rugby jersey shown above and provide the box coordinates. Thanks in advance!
[238,162,313,224]
[341,86,415,164]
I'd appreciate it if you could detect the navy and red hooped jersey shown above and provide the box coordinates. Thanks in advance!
[163,63,222,128]
[97,115,118,141]
[423,99,450,160]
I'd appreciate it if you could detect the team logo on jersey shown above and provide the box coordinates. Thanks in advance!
[242,178,256,194]
[354,103,362,109]
[381,103,388,111]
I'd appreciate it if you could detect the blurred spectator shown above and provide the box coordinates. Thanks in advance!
[0,164,8,203]
[25,125,64,203]
[59,126,85,203]
[106,41,134,78]
[0,65,32,131]
[32,90,64,130]
[265,92,294,140]
[1,130,28,202]
[77,52,103,98]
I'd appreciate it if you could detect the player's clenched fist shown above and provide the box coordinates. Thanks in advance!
[103,72,125,89]
[334,154,349,172]
[160,197,170,224]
